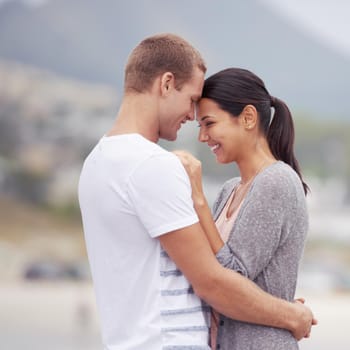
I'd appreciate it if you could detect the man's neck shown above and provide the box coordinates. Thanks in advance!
[106,94,159,143]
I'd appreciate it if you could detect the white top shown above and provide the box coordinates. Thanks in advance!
[78,134,210,350]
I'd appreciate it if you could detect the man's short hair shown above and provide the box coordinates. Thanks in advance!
[124,33,206,93]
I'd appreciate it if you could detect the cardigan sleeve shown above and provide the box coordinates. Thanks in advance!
[213,178,247,274]
[212,178,239,216]
[215,169,295,280]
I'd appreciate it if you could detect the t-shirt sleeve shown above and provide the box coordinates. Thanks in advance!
[126,152,199,238]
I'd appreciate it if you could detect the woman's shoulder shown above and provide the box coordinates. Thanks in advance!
[259,161,300,184]
[254,161,304,198]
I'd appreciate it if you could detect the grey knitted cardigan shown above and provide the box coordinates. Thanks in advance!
[213,161,308,350]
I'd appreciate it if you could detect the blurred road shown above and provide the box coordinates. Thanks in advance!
[0,281,349,350]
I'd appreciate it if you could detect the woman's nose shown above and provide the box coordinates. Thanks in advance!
[198,127,208,142]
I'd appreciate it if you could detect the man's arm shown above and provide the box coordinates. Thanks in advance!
[159,223,314,340]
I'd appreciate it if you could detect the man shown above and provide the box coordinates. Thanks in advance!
[78,33,314,350]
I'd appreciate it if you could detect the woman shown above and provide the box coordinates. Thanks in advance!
[175,68,309,349]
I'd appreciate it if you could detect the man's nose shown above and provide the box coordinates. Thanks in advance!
[186,113,195,121]
[187,102,198,121]
[187,109,195,121]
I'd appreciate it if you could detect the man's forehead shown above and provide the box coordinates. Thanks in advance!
[191,68,205,91]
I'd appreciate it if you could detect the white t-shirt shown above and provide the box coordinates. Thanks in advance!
[78,134,210,350]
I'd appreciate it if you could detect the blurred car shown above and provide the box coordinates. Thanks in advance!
[23,260,91,281]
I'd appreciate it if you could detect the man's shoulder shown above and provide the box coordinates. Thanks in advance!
[123,138,185,183]
[98,133,174,163]
[121,134,173,159]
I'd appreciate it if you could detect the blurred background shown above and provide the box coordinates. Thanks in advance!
[0,0,349,349]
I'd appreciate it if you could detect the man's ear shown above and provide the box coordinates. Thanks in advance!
[160,72,175,96]
[241,104,258,130]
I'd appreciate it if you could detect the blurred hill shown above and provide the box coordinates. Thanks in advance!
[0,59,117,209]
[0,0,349,119]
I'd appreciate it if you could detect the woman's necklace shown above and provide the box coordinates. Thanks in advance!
[225,160,270,220]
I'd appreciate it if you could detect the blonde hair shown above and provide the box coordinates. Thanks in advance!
[124,33,206,93]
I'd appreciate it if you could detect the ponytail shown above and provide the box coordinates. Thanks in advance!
[268,96,309,195]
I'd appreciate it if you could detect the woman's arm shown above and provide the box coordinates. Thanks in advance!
[173,150,317,337]
[173,150,224,253]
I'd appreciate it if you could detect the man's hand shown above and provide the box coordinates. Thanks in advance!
[291,298,318,340]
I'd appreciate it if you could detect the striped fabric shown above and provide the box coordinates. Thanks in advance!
[160,249,211,349]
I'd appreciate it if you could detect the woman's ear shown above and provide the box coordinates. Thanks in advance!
[242,104,258,130]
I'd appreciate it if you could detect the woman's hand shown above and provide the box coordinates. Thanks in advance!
[173,150,205,206]
[173,150,225,253]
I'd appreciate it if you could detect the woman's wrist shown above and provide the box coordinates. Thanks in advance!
[193,194,208,209]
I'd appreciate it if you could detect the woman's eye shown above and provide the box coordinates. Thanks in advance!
[197,121,213,128]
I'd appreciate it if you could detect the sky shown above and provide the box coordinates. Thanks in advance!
[1,0,349,59]
[260,0,350,58]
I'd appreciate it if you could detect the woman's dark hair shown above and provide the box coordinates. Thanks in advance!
[202,67,309,195]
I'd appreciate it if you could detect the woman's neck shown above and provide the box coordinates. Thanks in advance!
[237,139,276,184]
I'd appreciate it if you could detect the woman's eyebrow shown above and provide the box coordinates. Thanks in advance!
[199,115,212,122]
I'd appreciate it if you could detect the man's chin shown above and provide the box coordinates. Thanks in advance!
[160,132,177,142]
[169,134,178,141]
